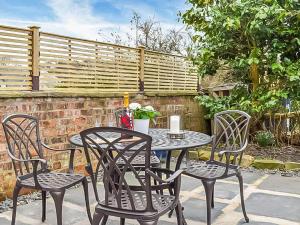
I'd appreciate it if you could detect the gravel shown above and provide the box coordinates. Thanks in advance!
[0,191,46,213]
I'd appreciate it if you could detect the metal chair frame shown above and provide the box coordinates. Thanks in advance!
[81,127,185,225]
[185,110,251,225]
[2,114,92,225]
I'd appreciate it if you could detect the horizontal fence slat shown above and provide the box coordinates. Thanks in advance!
[0,25,32,91]
[0,31,32,39]
[0,24,198,93]
[0,43,32,49]
[0,37,32,45]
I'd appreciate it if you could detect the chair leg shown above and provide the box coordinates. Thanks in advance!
[175,202,185,225]
[92,211,105,225]
[138,219,158,225]
[100,215,108,225]
[120,218,125,225]
[168,186,175,218]
[237,173,249,223]
[11,185,22,225]
[50,191,65,225]
[82,178,92,224]
[202,180,215,225]
[42,191,47,222]
[211,185,215,208]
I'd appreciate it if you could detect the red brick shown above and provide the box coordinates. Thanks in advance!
[0,95,205,199]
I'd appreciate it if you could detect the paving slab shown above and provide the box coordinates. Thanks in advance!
[1,172,300,225]
[258,174,300,195]
[182,197,227,222]
[0,217,11,225]
[236,219,277,225]
[181,175,201,191]
[226,171,262,184]
[236,193,300,222]
[214,182,240,200]
[64,185,98,206]
[16,198,87,225]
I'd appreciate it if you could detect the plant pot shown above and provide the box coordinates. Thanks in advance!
[134,119,150,134]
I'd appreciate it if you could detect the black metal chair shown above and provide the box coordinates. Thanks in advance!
[184,110,251,225]
[2,114,92,225]
[115,108,161,168]
[81,127,185,225]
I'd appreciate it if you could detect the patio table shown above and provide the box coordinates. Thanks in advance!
[69,128,212,171]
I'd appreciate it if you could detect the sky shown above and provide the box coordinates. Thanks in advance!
[0,0,188,44]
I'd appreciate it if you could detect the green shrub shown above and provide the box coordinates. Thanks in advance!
[255,131,275,147]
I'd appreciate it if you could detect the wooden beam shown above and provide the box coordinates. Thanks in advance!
[138,46,145,92]
[29,26,40,91]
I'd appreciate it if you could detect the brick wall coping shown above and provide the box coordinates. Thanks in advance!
[0,91,199,99]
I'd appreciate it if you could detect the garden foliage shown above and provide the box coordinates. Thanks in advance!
[182,0,300,120]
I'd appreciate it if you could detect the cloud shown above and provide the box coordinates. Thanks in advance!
[45,0,126,40]
[0,0,186,45]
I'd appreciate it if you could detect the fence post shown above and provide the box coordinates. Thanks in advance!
[29,26,40,91]
[138,46,145,92]
[197,76,201,92]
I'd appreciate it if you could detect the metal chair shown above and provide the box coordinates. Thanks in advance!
[184,110,251,225]
[115,108,161,168]
[81,127,185,225]
[2,114,92,225]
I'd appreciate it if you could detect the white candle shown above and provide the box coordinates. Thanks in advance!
[170,115,180,133]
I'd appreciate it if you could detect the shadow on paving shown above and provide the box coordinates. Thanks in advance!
[1,172,300,225]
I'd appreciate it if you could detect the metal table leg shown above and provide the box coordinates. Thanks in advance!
[166,151,172,170]
[168,148,189,221]
[175,148,188,171]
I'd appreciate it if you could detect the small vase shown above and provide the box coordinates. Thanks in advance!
[133,119,150,134]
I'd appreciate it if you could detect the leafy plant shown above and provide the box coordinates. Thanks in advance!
[181,0,300,94]
[182,0,300,119]
[195,84,287,122]
[195,95,232,119]
[255,131,275,147]
[129,103,160,122]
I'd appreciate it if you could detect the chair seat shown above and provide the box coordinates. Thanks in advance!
[117,154,161,167]
[101,190,175,212]
[20,172,84,190]
[185,162,237,179]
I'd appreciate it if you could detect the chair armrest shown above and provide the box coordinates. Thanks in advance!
[12,156,48,188]
[42,142,82,153]
[7,149,46,164]
[42,143,81,173]
[145,168,183,184]
[217,142,248,177]
[31,159,48,188]
[218,149,244,157]
[218,139,248,160]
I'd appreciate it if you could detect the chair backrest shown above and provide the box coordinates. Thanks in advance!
[80,127,155,212]
[210,110,251,165]
[115,108,134,129]
[2,114,44,177]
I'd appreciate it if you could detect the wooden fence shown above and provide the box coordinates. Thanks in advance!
[0,25,199,93]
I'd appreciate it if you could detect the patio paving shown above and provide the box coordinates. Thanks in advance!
[0,171,299,225]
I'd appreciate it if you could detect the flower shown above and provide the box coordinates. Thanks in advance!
[129,102,141,110]
[144,105,155,111]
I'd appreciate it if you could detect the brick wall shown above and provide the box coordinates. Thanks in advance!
[0,94,207,200]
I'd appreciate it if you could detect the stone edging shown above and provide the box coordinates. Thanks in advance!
[172,149,300,171]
